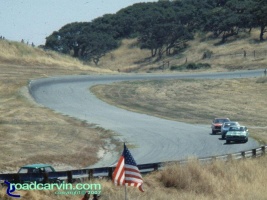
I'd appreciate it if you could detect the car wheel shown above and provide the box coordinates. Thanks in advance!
[212,130,215,134]
[226,140,230,144]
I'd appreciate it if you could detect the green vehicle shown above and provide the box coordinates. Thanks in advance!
[225,126,249,144]
[18,164,56,174]
[17,164,61,183]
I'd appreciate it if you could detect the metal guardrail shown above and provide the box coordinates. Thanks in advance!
[0,145,266,184]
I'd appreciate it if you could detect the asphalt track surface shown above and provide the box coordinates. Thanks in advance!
[29,70,263,167]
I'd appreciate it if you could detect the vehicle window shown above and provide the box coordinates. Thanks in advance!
[18,168,28,173]
[45,167,53,172]
[215,119,229,123]
[33,169,39,173]
[239,127,244,131]
[230,122,239,126]
[39,168,45,173]
[229,127,238,131]
[28,168,36,173]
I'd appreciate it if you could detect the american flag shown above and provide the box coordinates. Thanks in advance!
[112,144,144,192]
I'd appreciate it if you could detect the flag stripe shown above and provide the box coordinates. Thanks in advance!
[125,178,143,183]
[112,156,125,186]
[125,171,143,178]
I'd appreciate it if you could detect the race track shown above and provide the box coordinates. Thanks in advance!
[29,70,263,167]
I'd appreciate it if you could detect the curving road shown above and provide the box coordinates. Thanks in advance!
[29,70,263,167]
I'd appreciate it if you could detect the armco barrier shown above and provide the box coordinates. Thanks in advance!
[1,145,266,184]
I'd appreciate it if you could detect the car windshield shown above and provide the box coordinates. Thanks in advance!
[215,119,229,123]
[230,122,239,126]
[239,127,245,131]
[229,127,244,131]
[224,123,231,127]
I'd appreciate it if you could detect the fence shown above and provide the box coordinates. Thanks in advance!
[145,49,267,72]
[204,49,267,60]
[0,145,266,185]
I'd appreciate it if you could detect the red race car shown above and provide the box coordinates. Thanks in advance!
[211,118,230,134]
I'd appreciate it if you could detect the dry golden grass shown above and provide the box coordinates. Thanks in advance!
[2,156,267,200]
[179,30,267,72]
[1,29,267,199]
[96,29,267,72]
[0,40,113,73]
[0,40,115,172]
[93,38,151,72]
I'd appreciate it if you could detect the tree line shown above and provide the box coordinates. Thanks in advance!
[44,0,267,65]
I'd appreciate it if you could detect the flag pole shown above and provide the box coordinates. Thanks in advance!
[124,142,127,200]
[124,184,127,200]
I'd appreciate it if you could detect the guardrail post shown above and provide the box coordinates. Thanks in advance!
[241,151,245,159]
[261,146,266,155]
[43,172,49,183]
[67,171,73,183]
[13,173,20,184]
[153,163,159,171]
[252,149,256,158]
[108,167,114,180]
[88,169,93,180]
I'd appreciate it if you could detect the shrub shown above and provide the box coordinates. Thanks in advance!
[170,65,185,71]
[202,50,213,59]
[170,63,211,71]
[256,77,267,83]
[159,160,214,194]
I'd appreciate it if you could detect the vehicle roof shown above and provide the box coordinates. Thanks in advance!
[20,164,53,168]
[214,118,229,119]
[232,125,246,128]
[213,118,230,123]
[224,121,239,124]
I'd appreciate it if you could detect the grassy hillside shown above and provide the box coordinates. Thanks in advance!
[0,39,112,73]
[0,40,116,173]
[97,30,267,72]
[0,32,267,199]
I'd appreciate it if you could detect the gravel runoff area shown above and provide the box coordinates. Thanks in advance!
[29,70,263,167]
